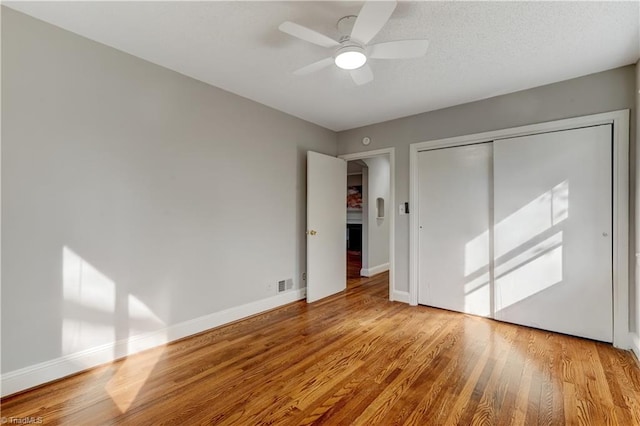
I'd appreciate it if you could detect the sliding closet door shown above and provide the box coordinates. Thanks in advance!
[493,125,612,342]
[418,144,492,316]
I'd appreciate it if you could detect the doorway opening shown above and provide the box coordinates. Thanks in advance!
[344,151,393,299]
[347,159,366,282]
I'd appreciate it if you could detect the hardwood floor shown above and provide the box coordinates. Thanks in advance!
[347,250,362,281]
[2,272,640,425]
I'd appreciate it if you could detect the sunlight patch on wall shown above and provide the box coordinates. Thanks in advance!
[62,246,115,358]
[63,246,168,413]
[495,231,563,311]
[464,273,489,295]
[494,181,568,258]
[464,230,489,276]
[551,181,569,225]
[464,277,491,317]
[462,182,568,317]
[63,247,115,313]
[127,294,167,352]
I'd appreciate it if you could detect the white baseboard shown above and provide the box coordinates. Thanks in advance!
[631,332,640,361]
[360,262,389,277]
[391,290,410,304]
[1,289,306,397]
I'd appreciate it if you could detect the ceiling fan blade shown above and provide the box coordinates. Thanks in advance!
[369,40,430,59]
[293,57,334,75]
[350,1,397,45]
[350,64,374,86]
[279,21,340,48]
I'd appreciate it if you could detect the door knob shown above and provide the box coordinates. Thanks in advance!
[309,230,317,236]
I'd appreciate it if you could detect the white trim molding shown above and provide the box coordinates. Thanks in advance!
[391,291,410,304]
[361,262,390,277]
[409,110,630,349]
[631,332,640,360]
[1,289,306,397]
[339,148,396,303]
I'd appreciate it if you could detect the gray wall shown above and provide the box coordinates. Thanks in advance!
[347,174,363,187]
[337,66,637,317]
[1,8,337,373]
[362,156,390,272]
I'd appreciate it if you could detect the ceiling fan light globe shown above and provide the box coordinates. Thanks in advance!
[334,47,367,70]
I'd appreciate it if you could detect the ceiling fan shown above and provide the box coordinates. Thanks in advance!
[278,1,429,86]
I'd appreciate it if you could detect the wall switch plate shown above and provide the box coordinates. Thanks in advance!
[399,204,406,215]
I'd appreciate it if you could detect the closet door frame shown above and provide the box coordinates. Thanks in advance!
[409,110,630,349]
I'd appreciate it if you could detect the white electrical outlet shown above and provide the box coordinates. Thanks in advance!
[266,282,274,292]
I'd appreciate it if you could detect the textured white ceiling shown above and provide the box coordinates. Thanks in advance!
[5,1,639,131]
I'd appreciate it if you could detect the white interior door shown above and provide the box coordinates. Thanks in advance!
[307,151,347,303]
[417,143,492,316]
[493,125,612,342]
